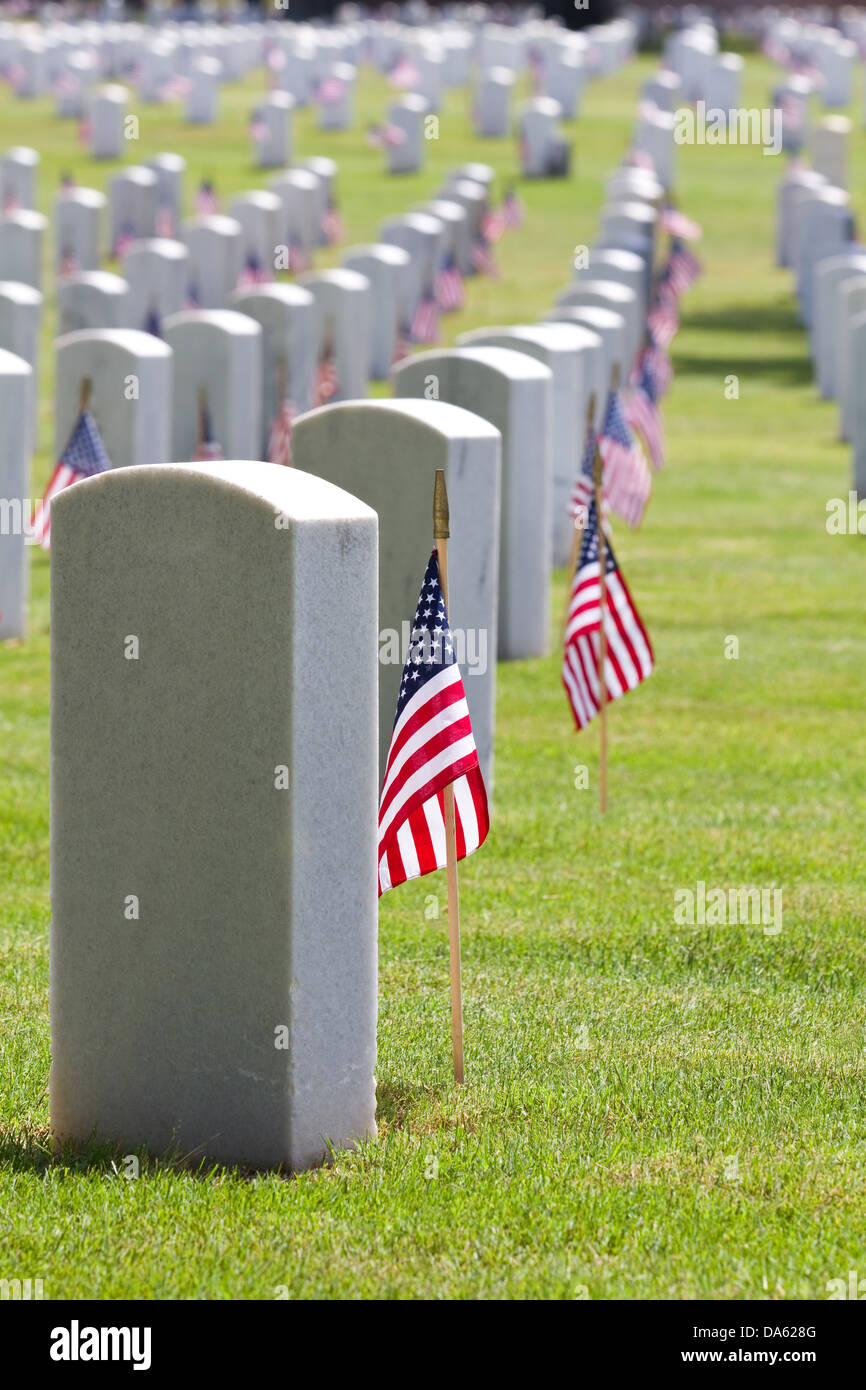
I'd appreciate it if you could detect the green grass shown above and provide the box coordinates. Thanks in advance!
[2,52,866,1300]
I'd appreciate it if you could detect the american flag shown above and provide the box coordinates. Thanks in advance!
[377,549,489,896]
[113,223,136,260]
[194,400,223,461]
[267,399,296,467]
[366,122,407,149]
[236,251,271,290]
[623,379,664,471]
[625,147,656,173]
[502,186,524,230]
[661,238,702,298]
[470,235,499,278]
[58,246,79,278]
[435,254,465,312]
[388,56,420,90]
[249,108,267,145]
[660,205,702,242]
[321,198,344,246]
[644,327,673,398]
[481,205,508,245]
[284,236,309,275]
[562,495,654,731]
[392,324,412,369]
[313,349,339,407]
[598,389,651,528]
[411,293,439,345]
[155,203,175,239]
[31,409,111,551]
[317,76,345,106]
[143,304,161,338]
[568,416,599,525]
[194,180,219,216]
[648,297,679,351]
[186,281,201,309]
[77,117,92,146]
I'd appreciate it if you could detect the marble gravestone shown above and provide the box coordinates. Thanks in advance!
[292,398,501,790]
[55,328,172,470]
[812,115,850,191]
[393,346,553,661]
[0,146,39,210]
[555,279,641,369]
[163,310,262,462]
[811,252,866,398]
[187,56,222,125]
[601,200,656,262]
[49,460,378,1172]
[229,283,316,454]
[0,348,34,642]
[57,271,130,336]
[253,91,295,168]
[297,269,370,402]
[109,167,158,255]
[90,85,129,160]
[342,244,410,380]
[183,215,244,308]
[796,187,853,327]
[317,62,355,131]
[518,97,570,178]
[850,312,866,496]
[419,198,472,277]
[385,95,429,175]
[0,280,42,425]
[0,209,47,290]
[583,246,649,316]
[777,168,825,270]
[474,67,514,139]
[228,191,282,278]
[54,186,105,273]
[457,323,603,568]
[147,153,186,239]
[295,157,338,246]
[124,239,190,332]
[837,279,866,443]
[380,212,443,324]
[269,169,319,268]
[543,304,627,394]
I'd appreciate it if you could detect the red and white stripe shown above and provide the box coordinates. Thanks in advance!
[267,401,296,467]
[599,436,651,529]
[377,663,489,895]
[411,295,439,345]
[313,354,339,407]
[562,563,654,731]
[30,462,77,551]
[623,387,664,470]
[434,264,464,312]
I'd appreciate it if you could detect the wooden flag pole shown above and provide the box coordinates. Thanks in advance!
[594,442,609,815]
[79,376,92,413]
[196,385,207,453]
[276,354,288,407]
[561,390,596,643]
[433,468,465,1085]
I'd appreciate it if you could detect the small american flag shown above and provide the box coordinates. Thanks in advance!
[236,251,271,290]
[562,495,654,731]
[155,204,175,239]
[267,400,296,468]
[660,205,702,242]
[648,297,679,351]
[568,416,599,524]
[285,237,309,275]
[470,236,499,278]
[366,122,407,149]
[143,305,161,338]
[313,349,339,407]
[481,206,507,245]
[321,198,344,246]
[249,109,268,145]
[625,147,656,173]
[502,186,524,230]
[392,324,412,369]
[58,246,79,278]
[623,379,664,471]
[411,293,439,345]
[598,389,651,528]
[377,549,489,896]
[388,56,420,90]
[194,180,219,217]
[317,76,345,107]
[435,254,465,312]
[113,223,136,260]
[643,328,673,398]
[31,409,111,551]
[661,238,702,298]
[194,400,223,461]
[77,117,92,146]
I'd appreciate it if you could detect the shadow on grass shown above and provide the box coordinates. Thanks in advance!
[376,1077,444,1129]
[673,299,815,387]
[0,1124,255,1181]
[673,352,814,388]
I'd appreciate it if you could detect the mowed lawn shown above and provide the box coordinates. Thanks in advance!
[2,48,866,1300]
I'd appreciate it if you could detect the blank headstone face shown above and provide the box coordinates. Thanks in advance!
[317,61,355,129]
[292,398,501,789]
[812,115,850,190]
[544,303,626,391]
[187,55,221,124]
[0,347,34,641]
[49,460,378,1172]
[183,215,244,308]
[380,212,443,319]
[55,328,173,470]
[0,278,42,379]
[229,283,316,451]
[58,271,130,336]
[543,50,586,119]
[254,91,295,168]
[812,252,866,398]
[797,191,853,326]
[519,98,569,178]
[386,94,428,174]
[474,68,514,138]
[297,269,371,402]
[163,309,262,461]
[602,200,656,258]
[147,153,186,235]
[0,209,47,290]
[555,279,640,367]
[441,179,486,250]
[295,156,337,244]
[228,191,282,275]
[850,313,866,494]
[420,198,472,275]
[837,277,866,441]
[109,167,158,252]
[342,243,410,380]
[90,85,129,160]
[457,323,602,568]
[124,238,190,331]
[394,345,553,661]
[0,146,39,210]
[55,187,105,272]
[269,170,319,261]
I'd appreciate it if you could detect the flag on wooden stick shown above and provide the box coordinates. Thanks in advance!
[598,387,652,528]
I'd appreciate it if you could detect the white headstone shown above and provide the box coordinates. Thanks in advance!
[0,209,47,290]
[49,459,378,1172]
[55,328,173,469]
[474,66,514,138]
[0,280,42,426]
[555,279,641,369]
[837,278,866,442]
[292,398,500,788]
[385,94,429,175]
[147,153,186,239]
[109,167,158,257]
[342,243,411,380]
[90,84,129,160]
[186,55,221,125]
[252,91,295,168]
[812,115,850,190]
[58,271,130,336]
[394,346,553,660]
[124,238,190,332]
[297,269,371,402]
[269,170,319,269]
[229,283,316,453]
[0,348,34,641]
[812,251,866,396]
[380,212,443,323]
[183,215,244,308]
[163,309,262,461]
[544,304,627,390]
[228,191,282,280]
[0,146,39,211]
[518,97,570,178]
[55,186,105,274]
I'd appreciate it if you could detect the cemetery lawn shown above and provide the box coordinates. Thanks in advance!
[2,50,866,1301]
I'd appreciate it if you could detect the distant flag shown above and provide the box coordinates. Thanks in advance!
[313,347,339,408]
[502,185,525,230]
[59,172,76,193]
[481,204,508,245]
[388,56,420,89]
[598,388,652,528]
[285,236,309,274]
[366,122,407,149]
[648,295,679,351]
[568,413,601,526]
[435,253,465,312]
[392,322,412,369]
[143,304,162,338]
[249,107,268,145]
[185,280,201,310]
[623,368,664,471]
[267,399,296,468]
[195,179,219,216]
[58,246,79,279]
[236,251,270,290]
[411,291,439,345]
[661,237,702,298]
[194,397,223,462]
[317,75,345,106]
[377,548,489,896]
[155,203,175,239]
[660,205,702,242]
[644,325,673,397]
[77,117,92,146]
[562,493,654,731]
[470,234,498,278]
[113,222,136,260]
[31,406,111,551]
[321,196,344,246]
